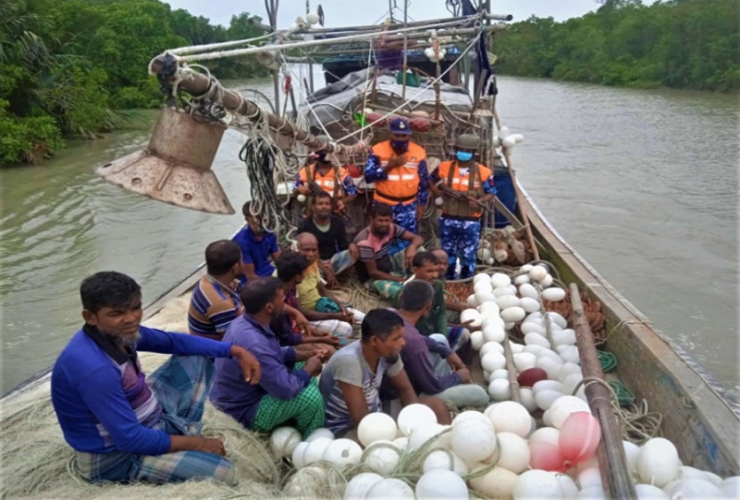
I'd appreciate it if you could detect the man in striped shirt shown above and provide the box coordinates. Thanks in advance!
[353,203,423,300]
[188,241,244,340]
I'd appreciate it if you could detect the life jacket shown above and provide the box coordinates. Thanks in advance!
[438,160,492,219]
[371,140,426,206]
[299,163,346,199]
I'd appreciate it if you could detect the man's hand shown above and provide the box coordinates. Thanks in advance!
[447,353,466,372]
[384,155,407,170]
[335,199,346,212]
[337,310,354,324]
[469,199,479,208]
[293,313,314,336]
[321,263,340,289]
[348,243,360,262]
[230,345,261,384]
[304,355,324,377]
[456,367,472,384]
[405,245,417,268]
[194,437,227,456]
[295,185,311,195]
[416,204,424,221]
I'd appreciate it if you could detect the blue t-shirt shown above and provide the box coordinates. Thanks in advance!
[233,226,279,281]
[50,326,232,455]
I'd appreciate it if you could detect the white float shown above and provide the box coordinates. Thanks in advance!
[451,419,497,463]
[488,378,511,401]
[496,432,531,474]
[469,466,518,500]
[358,413,398,446]
[270,427,301,458]
[322,438,363,468]
[365,478,415,500]
[513,470,564,500]
[486,401,532,438]
[362,441,402,476]
[397,404,437,436]
[344,473,384,500]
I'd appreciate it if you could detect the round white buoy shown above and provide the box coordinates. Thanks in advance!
[416,469,469,500]
[482,351,507,372]
[270,427,301,458]
[344,473,384,500]
[471,330,485,350]
[486,401,532,438]
[397,404,437,436]
[488,378,511,401]
[513,470,564,499]
[322,439,363,468]
[291,441,309,469]
[306,12,320,24]
[529,265,548,281]
[480,342,504,357]
[451,419,497,463]
[358,413,398,446]
[302,437,333,466]
[469,466,518,500]
[408,423,448,452]
[422,449,469,476]
[365,478,415,500]
[637,438,681,488]
[306,428,334,442]
[362,441,402,476]
[542,287,567,302]
[296,194,307,203]
[283,466,328,498]
[491,273,512,288]
[529,427,561,447]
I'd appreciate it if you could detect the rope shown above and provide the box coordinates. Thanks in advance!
[572,377,663,445]
[598,350,618,372]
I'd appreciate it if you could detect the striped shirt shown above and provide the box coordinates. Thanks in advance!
[188,276,244,339]
[353,224,406,282]
[318,340,403,435]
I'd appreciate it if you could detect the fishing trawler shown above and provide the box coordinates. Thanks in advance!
[1,1,738,499]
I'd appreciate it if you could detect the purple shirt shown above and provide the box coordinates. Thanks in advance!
[396,312,461,395]
[210,313,311,427]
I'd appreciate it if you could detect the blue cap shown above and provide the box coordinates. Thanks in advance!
[388,117,412,135]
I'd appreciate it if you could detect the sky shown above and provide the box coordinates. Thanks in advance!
[164,0,654,28]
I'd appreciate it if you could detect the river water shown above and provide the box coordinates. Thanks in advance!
[0,70,737,398]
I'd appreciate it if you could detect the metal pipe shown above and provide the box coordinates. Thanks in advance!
[401,0,409,101]
[297,13,510,35]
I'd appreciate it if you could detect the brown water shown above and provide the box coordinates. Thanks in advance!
[0,71,738,398]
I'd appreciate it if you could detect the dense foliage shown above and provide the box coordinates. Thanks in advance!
[493,0,740,91]
[0,0,268,164]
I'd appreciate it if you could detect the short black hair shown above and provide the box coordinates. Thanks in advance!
[240,277,283,314]
[80,271,142,313]
[311,190,332,204]
[242,201,252,218]
[205,240,241,275]
[399,280,434,312]
[412,251,438,268]
[276,251,309,283]
[370,203,393,218]
[361,309,404,342]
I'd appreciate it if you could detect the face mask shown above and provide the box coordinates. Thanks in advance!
[456,151,473,162]
[315,152,327,163]
[391,140,409,153]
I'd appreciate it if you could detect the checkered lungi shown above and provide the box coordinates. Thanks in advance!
[251,375,325,439]
[74,355,235,485]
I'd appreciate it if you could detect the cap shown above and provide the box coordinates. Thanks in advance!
[454,134,480,150]
[388,117,412,135]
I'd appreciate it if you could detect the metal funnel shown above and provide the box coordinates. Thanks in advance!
[95,107,235,215]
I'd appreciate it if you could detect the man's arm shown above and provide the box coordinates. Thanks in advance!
[417,159,429,205]
[429,165,443,197]
[364,258,405,282]
[478,174,497,203]
[250,341,315,401]
[339,382,371,429]
[335,218,349,251]
[137,326,231,358]
[388,368,420,407]
[403,343,461,396]
[241,262,259,281]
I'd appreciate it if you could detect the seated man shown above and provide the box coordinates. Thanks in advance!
[319,309,450,439]
[297,191,359,287]
[276,251,353,345]
[354,203,423,300]
[188,240,244,340]
[294,137,357,213]
[296,232,365,327]
[233,201,281,284]
[210,277,325,438]
[406,251,471,352]
[393,280,489,408]
[51,271,260,485]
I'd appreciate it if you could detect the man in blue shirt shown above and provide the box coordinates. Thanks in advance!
[51,271,261,485]
[210,277,325,438]
[233,201,281,283]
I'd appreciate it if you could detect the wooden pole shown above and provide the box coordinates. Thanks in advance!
[570,284,637,500]
[301,13,512,35]
[502,332,521,403]
[501,149,539,261]
[401,0,408,101]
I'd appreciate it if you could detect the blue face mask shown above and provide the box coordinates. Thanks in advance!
[456,151,473,162]
[391,140,409,153]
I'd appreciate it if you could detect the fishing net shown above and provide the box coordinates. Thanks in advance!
[0,294,285,500]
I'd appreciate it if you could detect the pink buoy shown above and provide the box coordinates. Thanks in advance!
[529,441,566,472]
[558,411,601,467]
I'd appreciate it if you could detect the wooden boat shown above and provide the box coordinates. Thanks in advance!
[1,1,738,498]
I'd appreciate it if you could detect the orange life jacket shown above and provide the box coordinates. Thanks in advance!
[437,160,492,219]
[371,140,426,206]
[299,163,347,198]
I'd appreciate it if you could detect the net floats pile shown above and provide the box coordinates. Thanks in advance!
[271,264,736,499]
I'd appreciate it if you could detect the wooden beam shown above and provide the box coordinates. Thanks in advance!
[570,284,637,500]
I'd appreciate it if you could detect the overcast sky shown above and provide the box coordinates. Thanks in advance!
[164,0,654,28]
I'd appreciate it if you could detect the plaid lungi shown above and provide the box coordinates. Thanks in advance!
[324,249,356,276]
[75,355,235,485]
[252,377,324,439]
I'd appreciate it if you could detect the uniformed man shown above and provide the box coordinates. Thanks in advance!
[430,134,496,280]
[364,117,429,234]
[294,136,357,212]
